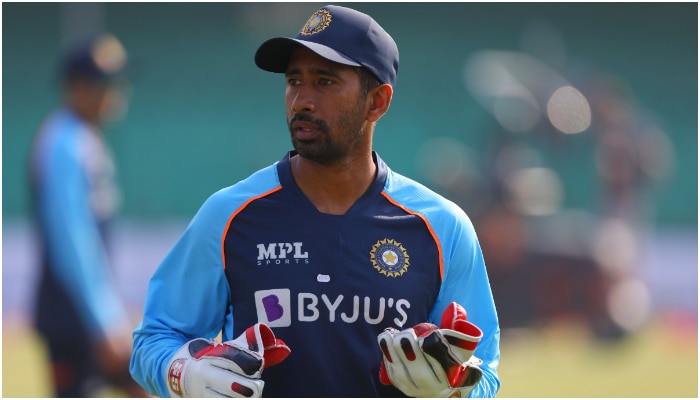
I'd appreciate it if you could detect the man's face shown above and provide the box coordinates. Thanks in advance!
[96,80,131,124]
[71,78,131,125]
[285,47,370,165]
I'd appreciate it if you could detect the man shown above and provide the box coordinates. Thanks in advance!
[130,5,500,397]
[30,33,145,397]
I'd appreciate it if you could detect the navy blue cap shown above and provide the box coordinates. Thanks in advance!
[62,33,128,83]
[255,5,399,87]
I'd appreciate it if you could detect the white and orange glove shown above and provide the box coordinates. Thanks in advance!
[378,302,484,397]
[166,323,290,398]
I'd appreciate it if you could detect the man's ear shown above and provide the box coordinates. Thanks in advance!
[367,84,393,122]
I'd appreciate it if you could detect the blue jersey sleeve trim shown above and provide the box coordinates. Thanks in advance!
[221,185,282,271]
[131,163,281,397]
[380,190,445,280]
[383,168,502,397]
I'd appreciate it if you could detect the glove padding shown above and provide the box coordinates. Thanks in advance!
[378,302,484,397]
[166,323,290,398]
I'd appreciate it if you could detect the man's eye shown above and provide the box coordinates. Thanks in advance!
[287,78,301,86]
[319,78,334,85]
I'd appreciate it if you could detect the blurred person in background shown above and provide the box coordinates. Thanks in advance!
[28,33,147,397]
[460,22,676,341]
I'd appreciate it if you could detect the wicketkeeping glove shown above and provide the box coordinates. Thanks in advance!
[166,323,290,398]
[378,302,484,397]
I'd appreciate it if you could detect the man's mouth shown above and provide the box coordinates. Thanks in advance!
[292,120,322,141]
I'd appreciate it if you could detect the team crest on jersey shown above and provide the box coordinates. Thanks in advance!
[300,9,332,35]
[370,238,410,278]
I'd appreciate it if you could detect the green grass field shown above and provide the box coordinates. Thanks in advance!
[3,316,697,397]
[497,317,697,397]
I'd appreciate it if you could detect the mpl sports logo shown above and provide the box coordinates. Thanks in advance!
[255,289,412,328]
[256,242,309,266]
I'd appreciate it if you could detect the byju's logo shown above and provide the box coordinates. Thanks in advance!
[257,242,309,265]
[254,289,292,327]
[254,289,412,328]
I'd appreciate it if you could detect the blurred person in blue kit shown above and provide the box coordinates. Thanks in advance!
[130,5,499,398]
[28,33,147,397]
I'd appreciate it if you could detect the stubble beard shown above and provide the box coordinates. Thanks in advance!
[288,100,367,167]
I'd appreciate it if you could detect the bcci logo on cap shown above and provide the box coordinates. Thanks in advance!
[370,238,410,278]
[300,9,332,35]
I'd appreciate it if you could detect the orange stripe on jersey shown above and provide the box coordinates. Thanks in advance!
[221,186,283,270]
[380,191,444,280]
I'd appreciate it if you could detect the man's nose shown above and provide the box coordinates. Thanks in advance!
[290,86,316,114]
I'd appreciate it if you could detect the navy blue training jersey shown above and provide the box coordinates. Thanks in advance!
[131,151,500,397]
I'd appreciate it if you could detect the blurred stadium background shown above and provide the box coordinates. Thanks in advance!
[3,2,697,397]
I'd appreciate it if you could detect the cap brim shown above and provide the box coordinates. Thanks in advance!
[255,37,361,73]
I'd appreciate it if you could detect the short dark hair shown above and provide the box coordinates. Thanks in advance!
[354,66,381,97]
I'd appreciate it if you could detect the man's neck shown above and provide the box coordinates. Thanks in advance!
[290,152,377,215]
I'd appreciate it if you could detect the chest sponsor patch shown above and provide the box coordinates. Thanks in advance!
[254,289,411,328]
